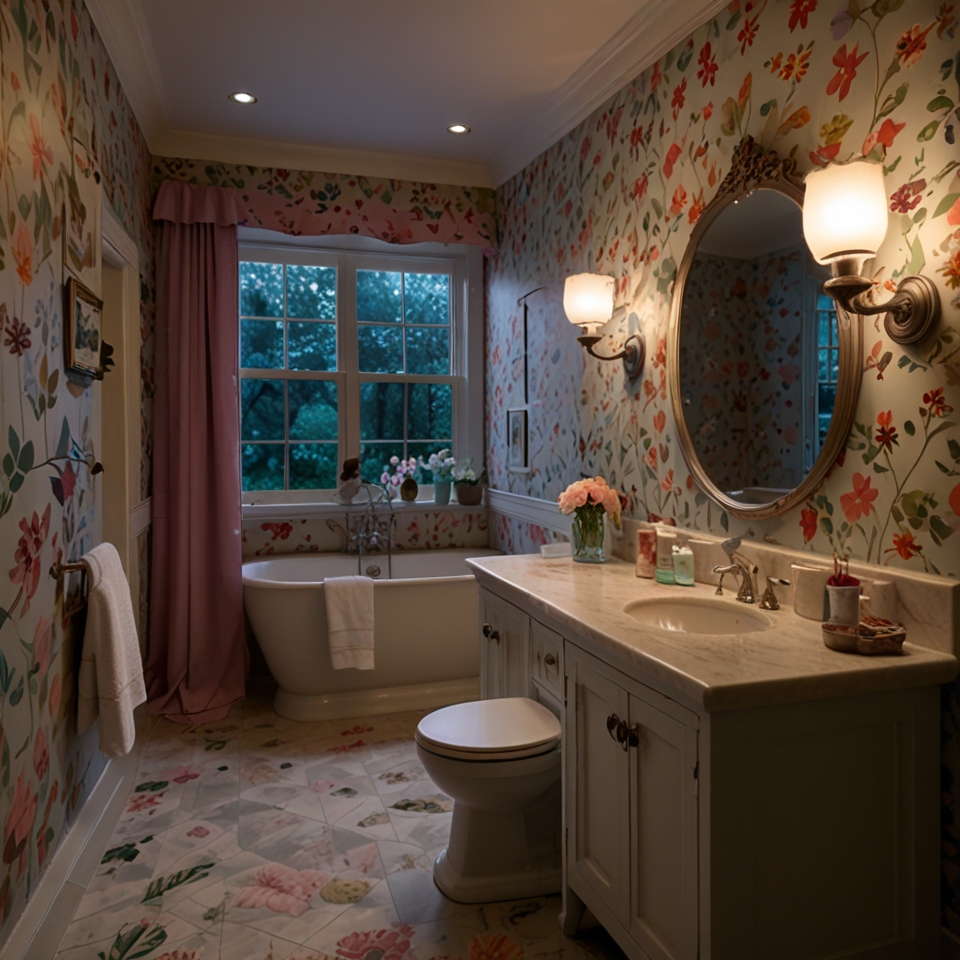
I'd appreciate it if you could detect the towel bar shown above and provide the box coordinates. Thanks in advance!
[50,561,89,606]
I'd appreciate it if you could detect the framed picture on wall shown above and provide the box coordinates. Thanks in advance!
[507,407,529,473]
[64,277,104,379]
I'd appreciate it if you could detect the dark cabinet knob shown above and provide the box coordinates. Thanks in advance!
[544,653,557,667]
[482,623,491,638]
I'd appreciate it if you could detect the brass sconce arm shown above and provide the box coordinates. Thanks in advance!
[577,333,645,379]
[823,273,940,345]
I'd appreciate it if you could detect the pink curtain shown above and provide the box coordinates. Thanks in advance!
[147,181,245,723]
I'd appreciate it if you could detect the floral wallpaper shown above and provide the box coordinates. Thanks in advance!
[484,0,960,929]
[0,0,154,949]
[242,510,489,558]
[679,245,813,492]
[151,157,497,250]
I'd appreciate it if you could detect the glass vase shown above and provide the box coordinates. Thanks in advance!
[572,506,606,563]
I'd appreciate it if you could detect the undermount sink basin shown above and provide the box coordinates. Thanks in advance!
[623,597,773,635]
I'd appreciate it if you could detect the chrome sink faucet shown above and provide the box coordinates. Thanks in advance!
[712,537,759,604]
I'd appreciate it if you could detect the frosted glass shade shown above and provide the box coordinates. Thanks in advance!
[563,273,614,331]
[803,161,888,264]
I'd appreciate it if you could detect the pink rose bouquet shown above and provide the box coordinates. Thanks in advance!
[558,477,621,563]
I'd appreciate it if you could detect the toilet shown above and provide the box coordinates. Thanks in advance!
[415,697,562,904]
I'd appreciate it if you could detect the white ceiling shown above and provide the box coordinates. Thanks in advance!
[87,0,728,187]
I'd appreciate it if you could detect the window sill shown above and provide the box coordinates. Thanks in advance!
[242,499,487,521]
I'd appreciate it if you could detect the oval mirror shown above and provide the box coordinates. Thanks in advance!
[668,139,862,519]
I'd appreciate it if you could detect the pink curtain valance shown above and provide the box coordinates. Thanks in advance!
[153,180,248,226]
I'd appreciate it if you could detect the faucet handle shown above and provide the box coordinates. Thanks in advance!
[721,536,742,560]
[758,576,791,611]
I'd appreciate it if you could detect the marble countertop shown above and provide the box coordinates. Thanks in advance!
[467,554,958,713]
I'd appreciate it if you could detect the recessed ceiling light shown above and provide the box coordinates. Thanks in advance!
[229,91,257,104]
[447,123,470,134]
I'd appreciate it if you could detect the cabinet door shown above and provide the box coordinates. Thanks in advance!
[626,692,699,960]
[565,645,631,922]
[479,591,529,699]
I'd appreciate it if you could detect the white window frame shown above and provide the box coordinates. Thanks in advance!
[238,231,483,507]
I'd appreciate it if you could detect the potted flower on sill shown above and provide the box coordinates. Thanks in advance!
[424,448,457,505]
[453,459,486,506]
[381,456,421,501]
[558,476,621,563]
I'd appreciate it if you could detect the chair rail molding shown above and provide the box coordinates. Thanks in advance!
[486,489,573,537]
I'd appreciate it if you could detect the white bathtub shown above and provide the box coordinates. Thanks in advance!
[242,548,502,720]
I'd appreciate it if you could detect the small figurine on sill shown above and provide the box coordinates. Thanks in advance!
[338,458,362,504]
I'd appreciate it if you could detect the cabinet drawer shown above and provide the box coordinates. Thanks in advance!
[531,619,562,699]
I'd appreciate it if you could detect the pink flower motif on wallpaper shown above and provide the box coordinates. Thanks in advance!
[827,43,868,100]
[889,179,925,213]
[9,504,51,618]
[233,863,328,916]
[336,924,416,960]
[840,473,879,523]
[33,727,49,780]
[12,221,33,285]
[3,314,31,357]
[3,773,38,876]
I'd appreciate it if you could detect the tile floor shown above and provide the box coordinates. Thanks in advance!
[55,690,625,960]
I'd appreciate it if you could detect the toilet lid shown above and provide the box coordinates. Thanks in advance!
[416,698,561,761]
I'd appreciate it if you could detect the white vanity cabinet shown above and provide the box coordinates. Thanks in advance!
[565,643,699,960]
[478,590,529,699]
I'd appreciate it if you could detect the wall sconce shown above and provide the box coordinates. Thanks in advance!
[803,159,940,343]
[563,273,644,377]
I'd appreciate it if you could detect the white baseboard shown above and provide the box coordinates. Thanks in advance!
[5,739,143,960]
[273,677,479,721]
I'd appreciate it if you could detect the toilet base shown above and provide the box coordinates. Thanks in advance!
[433,848,562,904]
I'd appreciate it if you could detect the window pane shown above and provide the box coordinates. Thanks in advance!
[408,441,452,464]
[289,321,336,371]
[289,381,338,440]
[408,383,452,439]
[359,325,403,373]
[287,265,336,319]
[241,319,283,369]
[404,273,449,325]
[357,270,402,323]
[290,443,338,489]
[240,262,284,317]
[242,444,284,491]
[360,441,405,487]
[405,327,450,375]
[241,379,284,441]
[360,382,404,441]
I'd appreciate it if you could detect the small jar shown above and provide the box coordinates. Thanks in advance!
[672,544,695,586]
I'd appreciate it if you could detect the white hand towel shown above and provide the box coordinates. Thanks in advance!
[325,576,375,670]
[76,543,146,757]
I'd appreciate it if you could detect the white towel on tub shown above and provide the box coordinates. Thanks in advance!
[77,543,146,757]
[325,576,375,670]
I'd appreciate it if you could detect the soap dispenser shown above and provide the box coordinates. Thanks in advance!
[673,542,695,586]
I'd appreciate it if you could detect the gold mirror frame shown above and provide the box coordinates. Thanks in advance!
[667,137,862,520]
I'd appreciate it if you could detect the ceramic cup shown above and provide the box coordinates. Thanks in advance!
[826,584,862,626]
[636,530,657,578]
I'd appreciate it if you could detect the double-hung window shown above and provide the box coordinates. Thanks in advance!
[238,241,480,498]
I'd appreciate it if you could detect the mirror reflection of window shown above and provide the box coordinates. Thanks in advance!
[817,295,839,451]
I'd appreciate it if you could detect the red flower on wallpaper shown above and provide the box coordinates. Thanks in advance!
[840,473,878,523]
[924,387,954,417]
[10,504,52,619]
[862,117,905,155]
[689,191,705,224]
[702,101,714,120]
[631,174,649,203]
[738,15,759,54]
[889,180,925,213]
[671,78,687,120]
[950,482,960,519]
[12,222,33,286]
[875,410,899,450]
[800,508,818,543]
[653,410,666,434]
[939,249,960,289]
[895,23,932,67]
[3,315,31,357]
[788,0,817,32]
[33,727,49,780]
[887,532,923,560]
[650,60,663,91]
[663,142,681,179]
[826,43,868,101]
[27,115,53,180]
[669,185,687,216]
[697,42,718,87]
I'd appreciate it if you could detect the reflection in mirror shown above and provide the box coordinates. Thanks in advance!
[677,188,835,507]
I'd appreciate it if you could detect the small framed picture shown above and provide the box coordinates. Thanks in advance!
[507,407,529,473]
[64,277,103,378]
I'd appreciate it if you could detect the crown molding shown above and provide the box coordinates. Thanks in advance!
[154,129,494,188]
[484,0,730,187]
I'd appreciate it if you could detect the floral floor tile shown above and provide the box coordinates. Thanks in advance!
[57,691,624,960]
